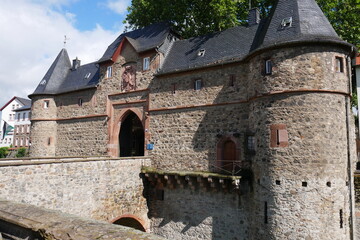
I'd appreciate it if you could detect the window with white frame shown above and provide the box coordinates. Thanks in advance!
[23,112,26,120]
[106,66,112,78]
[265,59,272,75]
[15,138,18,147]
[143,57,150,71]
[44,100,50,109]
[17,113,20,121]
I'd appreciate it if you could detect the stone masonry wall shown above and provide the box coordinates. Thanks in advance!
[0,157,151,230]
[149,188,251,240]
[56,117,108,156]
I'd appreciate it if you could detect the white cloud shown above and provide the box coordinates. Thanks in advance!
[0,0,121,108]
[106,0,131,15]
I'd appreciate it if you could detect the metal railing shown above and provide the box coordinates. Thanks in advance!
[210,159,242,176]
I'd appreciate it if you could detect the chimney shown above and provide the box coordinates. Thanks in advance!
[72,57,81,70]
[248,8,260,26]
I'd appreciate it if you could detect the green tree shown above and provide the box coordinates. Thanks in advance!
[317,0,360,48]
[124,0,359,47]
[0,147,9,158]
[15,147,27,158]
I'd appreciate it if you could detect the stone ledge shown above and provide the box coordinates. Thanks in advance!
[141,167,241,193]
[0,199,165,240]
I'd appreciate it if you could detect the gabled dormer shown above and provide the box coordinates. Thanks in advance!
[97,22,179,92]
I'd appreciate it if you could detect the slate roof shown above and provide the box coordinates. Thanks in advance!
[254,0,345,50]
[14,105,31,112]
[158,24,260,74]
[158,0,352,75]
[30,49,99,97]
[98,22,172,63]
[30,0,354,96]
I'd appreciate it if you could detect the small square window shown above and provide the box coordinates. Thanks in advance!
[335,57,344,73]
[265,59,272,75]
[143,57,150,71]
[44,100,50,109]
[194,79,202,90]
[106,66,112,78]
[247,135,256,152]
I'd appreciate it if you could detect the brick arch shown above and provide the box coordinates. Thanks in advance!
[108,108,145,157]
[110,214,147,232]
[216,135,241,175]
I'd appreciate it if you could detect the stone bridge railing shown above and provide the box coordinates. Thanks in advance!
[0,199,165,240]
[0,156,151,231]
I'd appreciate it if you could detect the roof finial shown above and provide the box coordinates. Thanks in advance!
[63,35,70,48]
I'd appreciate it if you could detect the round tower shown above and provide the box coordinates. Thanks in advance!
[29,49,71,157]
[247,0,356,239]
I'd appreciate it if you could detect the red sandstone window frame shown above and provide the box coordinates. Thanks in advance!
[270,124,288,148]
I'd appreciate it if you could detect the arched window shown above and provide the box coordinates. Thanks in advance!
[216,136,240,175]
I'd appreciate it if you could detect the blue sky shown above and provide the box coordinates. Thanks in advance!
[0,0,132,108]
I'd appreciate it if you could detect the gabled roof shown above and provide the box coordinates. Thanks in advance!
[14,105,31,112]
[98,22,173,63]
[0,97,31,111]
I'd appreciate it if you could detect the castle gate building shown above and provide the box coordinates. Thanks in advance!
[29,0,357,239]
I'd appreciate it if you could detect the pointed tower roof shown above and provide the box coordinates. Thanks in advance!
[30,49,71,97]
[253,0,352,51]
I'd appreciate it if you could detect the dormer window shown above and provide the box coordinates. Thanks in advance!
[106,66,112,78]
[84,72,91,79]
[281,17,292,29]
[198,49,205,57]
[143,57,150,71]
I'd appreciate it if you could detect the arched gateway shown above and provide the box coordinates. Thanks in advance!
[119,112,144,157]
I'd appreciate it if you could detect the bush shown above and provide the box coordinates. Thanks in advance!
[15,147,27,158]
[0,147,9,158]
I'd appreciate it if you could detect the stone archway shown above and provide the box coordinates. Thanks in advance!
[111,215,146,232]
[119,111,144,157]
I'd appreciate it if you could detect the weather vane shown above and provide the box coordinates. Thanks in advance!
[63,35,70,48]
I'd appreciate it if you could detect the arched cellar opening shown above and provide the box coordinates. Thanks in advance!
[112,216,146,232]
[119,112,144,157]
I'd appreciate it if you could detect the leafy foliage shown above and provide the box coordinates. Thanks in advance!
[15,147,27,158]
[0,147,9,158]
[124,0,359,47]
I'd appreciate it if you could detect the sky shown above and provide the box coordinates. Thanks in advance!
[0,0,132,108]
